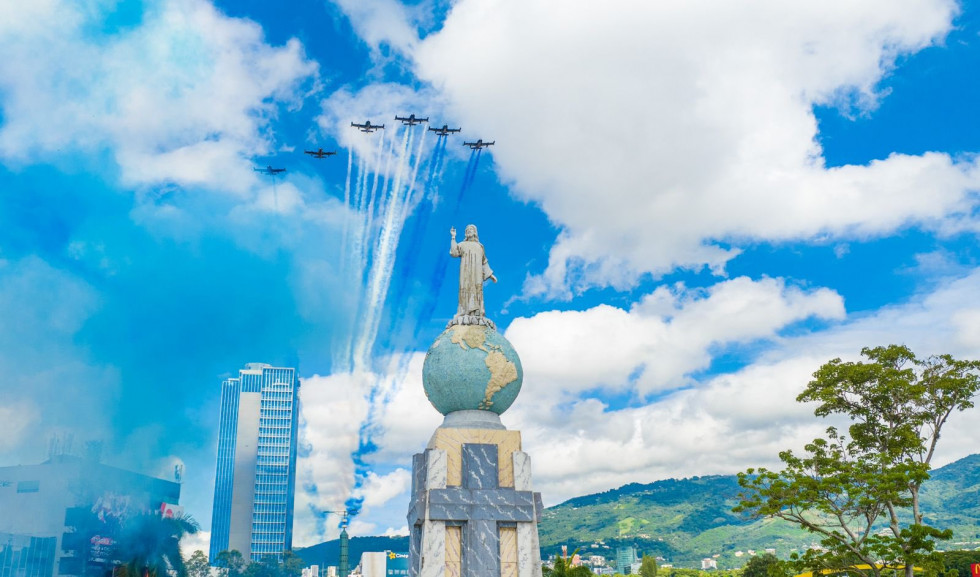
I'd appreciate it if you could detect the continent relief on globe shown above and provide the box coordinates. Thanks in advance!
[422,324,524,415]
[449,325,519,410]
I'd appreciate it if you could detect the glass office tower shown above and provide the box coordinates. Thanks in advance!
[210,364,299,563]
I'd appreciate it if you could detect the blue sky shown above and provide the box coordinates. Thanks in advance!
[2,0,980,552]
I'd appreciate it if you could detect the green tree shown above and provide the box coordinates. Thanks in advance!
[640,555,658,577]
[940,551,980,577]
[215,550,248,577]
[186,551,211,577]
[741,554,782,577]
[736,346,980,577]
[281,551,303,577]
[544,549,593,577]
[114,512,200,577]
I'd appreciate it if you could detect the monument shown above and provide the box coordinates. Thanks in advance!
[407,225,542,577]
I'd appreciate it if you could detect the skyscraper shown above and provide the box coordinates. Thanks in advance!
[210,363,299,563]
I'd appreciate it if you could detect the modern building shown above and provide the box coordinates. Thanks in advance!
[0,453,181,577]
[353,552,408,577]
[210,363,300,563]
[702,558,718,570]
[615,547,637,575]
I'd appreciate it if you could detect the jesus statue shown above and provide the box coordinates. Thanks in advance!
[450,224,497,321]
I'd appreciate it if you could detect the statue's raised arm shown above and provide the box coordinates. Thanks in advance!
[449,224,497,328]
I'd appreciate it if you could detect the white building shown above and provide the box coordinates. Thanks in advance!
[702,559,718,570]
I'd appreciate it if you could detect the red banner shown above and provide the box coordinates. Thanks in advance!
[969,563,979,577]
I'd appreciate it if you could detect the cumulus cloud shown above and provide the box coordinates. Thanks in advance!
[500,266,980,505]
[295,371,371,545]
[0,0,318,192]
[507,276,845,400]
[329,0,419,55]
[406,0,979,296]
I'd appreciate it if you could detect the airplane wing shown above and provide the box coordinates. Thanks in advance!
[272,168,286,174]
[304,150,316,155]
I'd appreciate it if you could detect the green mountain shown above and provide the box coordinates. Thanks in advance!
[296,455,980,570]
[537,454,980,568]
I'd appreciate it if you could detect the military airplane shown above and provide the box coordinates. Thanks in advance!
[462,139,494,150]
[351,120,384,132]
[304,148,337,159]
[395,114,428,126]
[254,166,286,175]
[428,124,462,136]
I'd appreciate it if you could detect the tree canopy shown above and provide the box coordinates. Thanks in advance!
[545,549,594,577]
[735,345,980,577]
[640,555,658,577]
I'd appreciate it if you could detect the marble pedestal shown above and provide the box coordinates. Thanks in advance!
[407,415,543,577]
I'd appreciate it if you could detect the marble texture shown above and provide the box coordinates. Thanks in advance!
[410,424,543,577]
[512,452,532,491]
[419,520,446,577]
[427,449,448,490]
[428,428,521,488]
[499,527,518,577]
[465,519,499,577]
[516,522,541,577]
[462,444,498,490]
[410,524,422,577]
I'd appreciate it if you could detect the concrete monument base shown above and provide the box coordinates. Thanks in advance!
[407,418,543,577]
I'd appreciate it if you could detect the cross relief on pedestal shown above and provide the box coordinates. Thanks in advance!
[408,444,543,577]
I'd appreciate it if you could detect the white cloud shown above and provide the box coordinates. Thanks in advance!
[181,530,211,560]
[329,0,419,55]
[502,267,980,505]
[0,0,318,193]
[352,468,412,509]
[295,371,372,546]
[294,361,439,545]
[407,0,979,296]
[506,276,844,399]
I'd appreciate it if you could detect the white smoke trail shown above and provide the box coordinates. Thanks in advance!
[400,126,429,223]
[361,129,393,277]
[339,146,354,273]
[353,123,421,371]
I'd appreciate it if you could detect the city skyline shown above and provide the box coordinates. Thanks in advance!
[0,0,979,557]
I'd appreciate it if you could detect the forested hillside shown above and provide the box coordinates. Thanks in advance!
[537,454,980,568]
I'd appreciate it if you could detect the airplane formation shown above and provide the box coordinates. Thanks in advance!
[253,114,491,175]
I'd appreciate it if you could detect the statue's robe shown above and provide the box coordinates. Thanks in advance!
[450,239,493,317]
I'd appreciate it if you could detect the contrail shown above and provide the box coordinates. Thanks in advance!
[360,128,392,281]
[330,123,455,526]
[339,150,370,371]
[339,146,354,268]
[384,136,448,351]
[412,145,486,340]
[400,125,429,223]
[353,124,413,370]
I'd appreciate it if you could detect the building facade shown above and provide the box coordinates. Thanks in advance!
[0,454,180,577]
[210,364,299,563]
[614,547,637,575]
